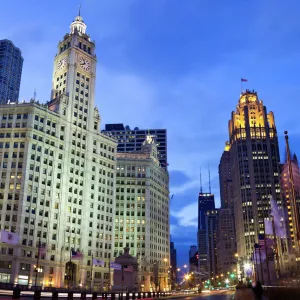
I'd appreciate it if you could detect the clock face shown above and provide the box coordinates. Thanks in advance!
[57,57,67,71]
[78,56,91,72]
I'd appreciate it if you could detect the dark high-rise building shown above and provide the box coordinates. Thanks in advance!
[102,124,167,167]
[0,39,23,103]
[170,242,177,287]
[197,192,215,279]
[206,209,219,279]
[198,193,215,231]
[216,208,237,275]
[189,245,197,272]
[226,90,282,259]
[219,142,232,208]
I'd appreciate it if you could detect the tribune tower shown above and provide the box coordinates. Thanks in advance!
[226,90,282,259]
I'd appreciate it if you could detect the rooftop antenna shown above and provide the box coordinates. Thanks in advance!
[208,165,211,194]
[78,4,81,16]
[200,167,203,193]
[33,89,36,101]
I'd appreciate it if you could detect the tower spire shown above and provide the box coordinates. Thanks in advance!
[200,167,203,193]
[208,166,211,194]
[78,4,81,16]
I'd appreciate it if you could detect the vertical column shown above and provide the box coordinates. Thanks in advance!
[11,258,20,285]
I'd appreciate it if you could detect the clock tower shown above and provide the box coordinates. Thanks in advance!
[49,13,100,131]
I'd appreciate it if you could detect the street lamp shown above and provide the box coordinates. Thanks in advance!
[244,263,251,271]
[225,278,229,287]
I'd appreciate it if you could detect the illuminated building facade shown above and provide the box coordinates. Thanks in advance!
[0,14,117,288]
[227,90,281,259]
[114,136,170,291]
[0,39,23,103]
[281,154,300,253]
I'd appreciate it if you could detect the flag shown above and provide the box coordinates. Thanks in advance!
[254,243,261,249]
[0,230,19,245]
[93,258,105,267]
[124,265,134,272]
[110,262,122,270]
[270,198,286,238]
[71,250,83,260]
[264,219,273,235]
[241,78,248,82]
[39,247,46,257]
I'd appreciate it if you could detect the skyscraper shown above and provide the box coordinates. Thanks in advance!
[170,242,177,288]
[216,208,237,275]
[218,143,237,275]
[219,142,232,208]
[0,39,23,103]
[281,146,300,253]
[206,210,219,279]
[114,136,170,291]
[188,245,197,272]
[102,124,167,168]
[226,89,281,259]
[0,14,117,289]
[197,191,215,279]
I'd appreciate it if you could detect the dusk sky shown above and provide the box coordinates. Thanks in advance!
[1,0,300,267]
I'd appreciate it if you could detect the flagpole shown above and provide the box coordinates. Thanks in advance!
[263,232,270,284]
[34,239,41,288]
[68,236,71,290]
[253,247,259,282]
[271,215,281,278]
[90,253,93,292]
[258,247,264,285]
[108,257,111,292]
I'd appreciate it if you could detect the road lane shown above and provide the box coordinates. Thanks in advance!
[168,290,234,300]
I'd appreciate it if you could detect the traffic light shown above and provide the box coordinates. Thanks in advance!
[230,273,235,279]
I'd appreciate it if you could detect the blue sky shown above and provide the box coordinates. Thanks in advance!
[1,0,300,267]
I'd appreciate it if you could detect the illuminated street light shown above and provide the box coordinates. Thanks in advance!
[177,268,181,272]
[234,253,239,258]
[225,279,229,284]
[244,263,251,271]
[184,264,187,268]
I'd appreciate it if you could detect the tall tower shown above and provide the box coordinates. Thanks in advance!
[0,39,23,103]
[49,13,99,132]
[219,142,232,208]
[281,148,300,253]
[197,187,215,279]
[0,13,117,288]
[227,90,281,259]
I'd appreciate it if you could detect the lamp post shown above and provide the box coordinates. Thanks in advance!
[243,262,252,282]
[235,253,241,281]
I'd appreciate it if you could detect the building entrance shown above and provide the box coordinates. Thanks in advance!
[65,262,77,288]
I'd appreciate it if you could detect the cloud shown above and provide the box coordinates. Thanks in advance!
[169,170,191,187]
[171,202,198,227]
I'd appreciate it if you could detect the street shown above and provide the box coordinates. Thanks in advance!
[169,291,234,300]
[0,289,236,299]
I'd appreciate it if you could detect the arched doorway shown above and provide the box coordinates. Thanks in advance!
[65,261,77,288]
